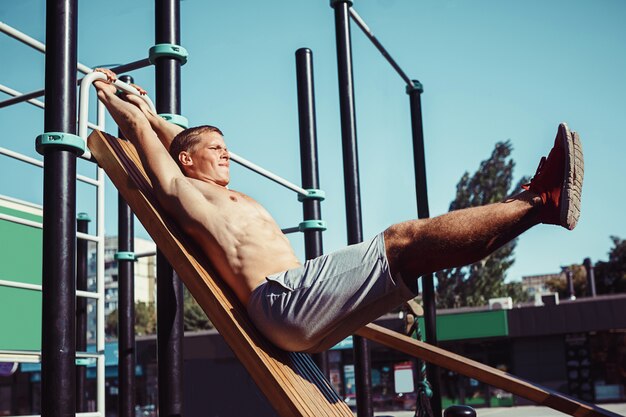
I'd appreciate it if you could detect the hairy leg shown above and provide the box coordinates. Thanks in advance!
[384,191,542,281]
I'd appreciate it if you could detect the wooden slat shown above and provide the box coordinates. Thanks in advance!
[357,323,621,417]
[88,130,352,417]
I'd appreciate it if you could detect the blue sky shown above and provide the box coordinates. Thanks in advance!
[1,0,625,285]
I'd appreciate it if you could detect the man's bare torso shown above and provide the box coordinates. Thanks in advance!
[169,178,302,306]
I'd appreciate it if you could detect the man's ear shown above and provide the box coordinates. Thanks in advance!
[179,151,193,167]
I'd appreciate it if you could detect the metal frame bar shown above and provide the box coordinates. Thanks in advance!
[331,2,373,416]
[229,151,308,196]
[0,83,101,132]
[41,1,79,415]
[155,1,184,415]
[116,74,136,417]
[348,8,415,89]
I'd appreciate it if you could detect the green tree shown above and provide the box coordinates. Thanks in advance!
[594,236,626,294]
[105,301,157,338]
[435,141,530,308]
[545,264,588,299]
[183,287,213,331]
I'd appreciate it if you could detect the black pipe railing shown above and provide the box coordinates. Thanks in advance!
[155,0,185,415]
[331,1,373,416]
[76,213,90,412]
[407,80,442,417]
[0,59,152,109]
[117,77,136,417]
[41,0,78,416]
[295,47,328,375]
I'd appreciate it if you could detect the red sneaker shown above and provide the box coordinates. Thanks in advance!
[522,123,584,230]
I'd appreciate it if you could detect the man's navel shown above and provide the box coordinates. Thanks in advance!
[229,195,238,202]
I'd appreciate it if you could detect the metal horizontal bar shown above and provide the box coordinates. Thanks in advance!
[0,58,152,110]
[0,21,92,74]
[0,146,100,184]
[0,83,44,108]
[109,58,152,75]
[135,250,157,258]
[229,151,308,196]
[0,350,40,363]
[0,212,42,229]
[281,226,301,234]
[0,83,101,131]
[0,279,100,300]
[0,213,102,245]
[0,279,42,292]
[0,89,45,109]
[77,231,102,243]
[349,8,415,88]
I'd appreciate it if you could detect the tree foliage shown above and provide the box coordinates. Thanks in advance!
[593,236,626,294]
[106,301,157,338]
[435,141,530,308]
[105,289,215,338]
[183,287,213,331]
[545,264,588,299]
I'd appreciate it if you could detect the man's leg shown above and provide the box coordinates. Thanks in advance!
[385,122,583,281]
[384,191,540,278]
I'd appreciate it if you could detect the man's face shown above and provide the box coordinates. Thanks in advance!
[180,131,230,186]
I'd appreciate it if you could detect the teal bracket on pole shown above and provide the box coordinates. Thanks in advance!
[297,189,326,202]
[35,132,85,156]
[77,213,92,222]
[406,80,424,94]
[159,113,189,129]
[114,251,136,262]
[299,220,327,232]
[149,44,188,65]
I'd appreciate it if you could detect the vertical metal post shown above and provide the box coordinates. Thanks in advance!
[295,47,328,375]
[565,268,575,300]
[41,0,78,416]
[407,80,442,417]
[583,258,597,297]
[76,213,90,412]
[155,1,184,416]
[116,77,136,417]
[330,1,372,416]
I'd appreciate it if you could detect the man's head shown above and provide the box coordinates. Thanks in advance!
[170,125,230,186]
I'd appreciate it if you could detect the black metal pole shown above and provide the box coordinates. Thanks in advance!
[295,47,328,375]
[117,76,136,417]
[76,213,90,412]
[155,1,184,416]
[41,1,78,416]
[331,2,372,416]
[583,258,597,297]
[407,80,442,417]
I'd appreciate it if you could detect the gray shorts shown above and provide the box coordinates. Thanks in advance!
[246,232,417,353]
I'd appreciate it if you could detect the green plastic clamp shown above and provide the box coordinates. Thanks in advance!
[159,113,189,129]
[114,251,136,261]
[35,132,85,156]
[149,44,188,65]
[75,358,92,366]
[406,80,424,94]
[299,220,327,232]
[297,189,326,202]
[77,212,92,222]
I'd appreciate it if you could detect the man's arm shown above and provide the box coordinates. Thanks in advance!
[93,77,184,199]
[94,68,183,150]
[124,93,184,150]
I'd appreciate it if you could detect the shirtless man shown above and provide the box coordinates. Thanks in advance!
[93,69,583,353]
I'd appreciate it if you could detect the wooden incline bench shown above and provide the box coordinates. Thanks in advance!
[357,324,621,417]
[88,130,353,417]
[89,130,618,417]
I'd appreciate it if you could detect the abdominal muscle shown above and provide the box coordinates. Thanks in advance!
[183,184,302,306]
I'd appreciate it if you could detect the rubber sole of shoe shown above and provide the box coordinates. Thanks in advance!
[559,123,584,230]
